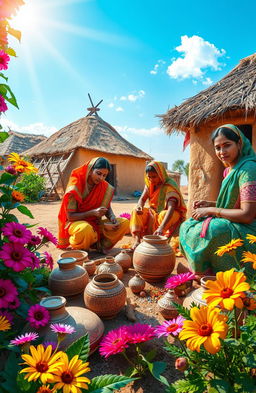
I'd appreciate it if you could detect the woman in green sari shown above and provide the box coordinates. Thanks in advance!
[180,124,256,274]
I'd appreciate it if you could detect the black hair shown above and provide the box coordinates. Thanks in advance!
[92,157,111,171]
[145,165,157,174]
[211,126,240,144]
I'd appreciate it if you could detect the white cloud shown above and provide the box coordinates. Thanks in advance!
[115,125,162,137]
[0,118,57,137]
[167,35,225,80]
[115,106,124,112]
[108,102,114,108]
[120,96,127,101]
[119,90,145,102]
[202,77,213,86]
[150,59,166,75]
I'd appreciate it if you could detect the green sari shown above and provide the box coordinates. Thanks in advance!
[180,124,256,273]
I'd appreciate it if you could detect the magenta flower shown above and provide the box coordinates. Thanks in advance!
[125,323,156,344]
[42,341,58,351]
[2,222,32,244]
[37,227,57,245]
[0,243,32,272]
[29,253,40,270]
[8,297,20,310]
[0,50,10,70]
[27,235,41,247]
[99,326,130,358]
[0,279,18,308]
[27,304,50,329]
[43,251,54,270]
[155,316,185,338]
[50,323,75,335]
[10,332,39,346]
[165,272,196,289]
[119,212,131,220]
[0,95,7,112]
[5,165,17,175]
[0,310,13,324]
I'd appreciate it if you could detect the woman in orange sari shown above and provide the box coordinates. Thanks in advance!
[58,157,129,252]
[130,161,187,249]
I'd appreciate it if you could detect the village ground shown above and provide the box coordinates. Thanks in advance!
[15,189,190,393]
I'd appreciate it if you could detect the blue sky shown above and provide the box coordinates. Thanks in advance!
[2,0,256,184]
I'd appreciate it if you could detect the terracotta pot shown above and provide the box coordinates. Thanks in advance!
[114,250,132,272]
[128,273,145,294]
[26,296,104,353]
[96,256,123,280]
[59,250,89,266]
[84,260,96,276]
[133,235,175,282]
[173,280,193,297]
[84,273,126,319]
[157,290,180,320]
[48,257,89,296]
[182,276,216,309]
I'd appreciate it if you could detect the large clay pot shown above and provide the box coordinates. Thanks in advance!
[128,273,145,294]
[133,235,175,282]
[182,275,216,309]
[84,273,126,319]
[157,290,180,320]
[48,257,89,296]
[33,296,104,353]
[84,260,96,276]
[114,250,132,272]
[59,250,89,266]
[96,256,123,280]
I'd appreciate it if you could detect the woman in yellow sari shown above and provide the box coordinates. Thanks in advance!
[58,157,129,252]
[130,161,187,249]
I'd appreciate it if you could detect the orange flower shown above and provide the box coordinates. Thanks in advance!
[36,386,55,393]
[179,306,228,354]
[246,234,256,244]
[215,238,243,256]
[202,268,250,310]
[241,251,256,270]
[242,297,256,311]
[8,152,38,174]
[0,315,11,331]
[11,190,25,202]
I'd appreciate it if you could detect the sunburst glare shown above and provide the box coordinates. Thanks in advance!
[11,1,42,36]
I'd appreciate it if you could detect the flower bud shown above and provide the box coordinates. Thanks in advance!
[5,165,17,175]
[175,357,188,372]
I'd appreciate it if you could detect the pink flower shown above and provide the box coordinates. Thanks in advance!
[2,222,32,244]
[119,212,131,220]
[0,279,18,308]
[99,326,130,358]
[27,235,41,247]
[155,316,185,338]
[0,243,32,272]
[165,272,196,289]
[0,95,7,112]
[27,304,50,329]
[50,323,75,335]
[28,253,40,270]
[42,341,57,351]
[8,297,20,309]
[10,332,39,346]
[37,227,57,245]
[0,310,13,324]
[5,165,17,175]
[0,50,10,70]
[125,323,156,344]
[43,251,54,270]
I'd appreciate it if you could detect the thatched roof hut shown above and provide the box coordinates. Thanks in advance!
[0,130,46,156]
[160,54,256,214]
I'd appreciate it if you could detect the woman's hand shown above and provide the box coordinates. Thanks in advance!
[193,200,210,209]
[92,207,108,218]
[136,206,143,215]
[191,207,212,220]
[154,226,164,236]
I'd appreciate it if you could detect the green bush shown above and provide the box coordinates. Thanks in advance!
[18,172,46,202]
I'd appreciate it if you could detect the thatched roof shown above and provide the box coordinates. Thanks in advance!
[0,130,46,156]
[160,53,256,134]
[24,115,152,160]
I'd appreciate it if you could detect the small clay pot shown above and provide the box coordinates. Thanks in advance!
[157,290,180,320]
[200,275,216,289]
[59,250,89,266]
[96,256,123,280]
[128,273,145,294]
[84,260,96,276]
[173,280,193,297]
[114,250,132,272]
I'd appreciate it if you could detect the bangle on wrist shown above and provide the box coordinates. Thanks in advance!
[216,208,223,218]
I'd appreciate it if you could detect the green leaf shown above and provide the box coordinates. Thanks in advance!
[13,277,28,289]
[0,172,15,185]
[0,131,9,143]
[0,83,19,108]
[172,302,191,319]
[5,47,17,57]
[209,379,234,393]
[17,205,34,218]
[66,334,90,362]
[163,342,184,358]
[34,286,51,294]
[0,72,8,81]
[87,375,136,393]
[147,361,168,385]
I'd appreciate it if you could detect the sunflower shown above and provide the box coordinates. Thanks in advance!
[11,190,25,202]
[241,251,256,270]
[20,344,64,384]
[215,238,243,256]
[179,306,228,354]
[52,353,90,393]
[8,152,38,174]
[246,234,256,244]
[0,315,11,331]
[202,269,250,310]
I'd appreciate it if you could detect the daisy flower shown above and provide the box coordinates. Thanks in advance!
[242,296,256,311]
[11,190,25,202]
[215,238,243,256]
[27,235,41,247]
[37,227,57,245]
[0,50,10,70]
[0,310,13,324]
[125,323,156,344]
[43,251,54,270]
[0,95,7,112]
[246,234,256,244]
[241,251,256,270]
[202,268,250,310]
[155,316,185,337]
[165,272,195,289]
[179,306,228,354]
[119,212,131,220]
[10,332,39,346]
[0,243,32,272]
[2,222,32,244]
[8,296,20,309]
[0,315,11,331]
[28,304,50,329]
[36,385,55,393]
[50,323,75,335]
[0,278,18,308]
[8,152,38,174]
[99,326,129,358]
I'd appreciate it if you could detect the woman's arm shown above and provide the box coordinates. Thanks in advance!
[154,199,177,235]
[193,200,216,208]
[192,202,256,224]
[135,186,149,213]
[106,206,117,224]
[67,207,107,222]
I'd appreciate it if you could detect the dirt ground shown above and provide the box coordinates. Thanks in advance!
[15,197,190,392]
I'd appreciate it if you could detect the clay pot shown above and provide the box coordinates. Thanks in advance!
[84,260,96,276]
[48,257,89,297]
[157,290,180,320]
[29,296,104,353]
[173,280,193,297]
[133,235,175,282]
[59,250,88,266]
[114,250,132,272]
[84,273,126,319]
[182,275,216,309]
[128,273,145,294]
[96,256,123,280]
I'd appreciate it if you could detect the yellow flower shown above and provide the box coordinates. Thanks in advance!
[8,152,38,174]
[0,315,11,331]
[52,353,90,393]
[11,190,25,202]
[246,234,256,244]
[241,251,256,270]
[215,238,243,256]
[179,306,228,354]
[202,268,250,310]
[20,345,64,384]
[36,385,55,393]
[242,296,256,311]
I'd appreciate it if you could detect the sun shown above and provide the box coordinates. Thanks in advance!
[11,1,41,36]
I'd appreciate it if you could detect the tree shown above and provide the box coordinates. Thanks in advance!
[172,160,189,179]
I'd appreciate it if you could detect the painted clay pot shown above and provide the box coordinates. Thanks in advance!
[182,275,216,309]
[59,250,89,266]
[114,250,132,272]
[133,235,175,282]
[157,290,180,320]
[173,280,193,297]
[96,256,123,280]
[30,296,104,353]
[48,257,89,296]
[84,273,126,319]
[128,273,145,294]
[84,260,96,276]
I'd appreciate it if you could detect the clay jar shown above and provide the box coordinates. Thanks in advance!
[157,290,180,320]
[128,273,145,294]
[84,260,96,276]
[84,273,126,319]
[114,250,132,272]
[48,257,89,297]
[182,275,216,309]
[133,235,175,282]
[96,256,123,280]
[37,296,104,353]
[59,250,88,266]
